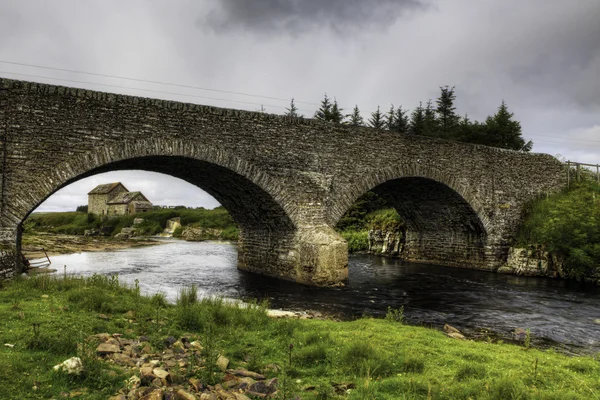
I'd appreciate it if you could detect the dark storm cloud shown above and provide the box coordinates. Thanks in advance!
[200,0,428,35]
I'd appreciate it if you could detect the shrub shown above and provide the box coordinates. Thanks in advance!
[518,181,600,280]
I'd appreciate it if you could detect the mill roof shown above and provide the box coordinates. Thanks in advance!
[88,182,128,195]
[106,191,150,204]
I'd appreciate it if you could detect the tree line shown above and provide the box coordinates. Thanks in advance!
[284,86,532,152]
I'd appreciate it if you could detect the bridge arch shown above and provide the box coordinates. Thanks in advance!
[330,163,492,269]
[14,138,313,281]
[17,138,295,230]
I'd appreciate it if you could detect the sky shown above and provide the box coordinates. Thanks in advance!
[1,0,599,212]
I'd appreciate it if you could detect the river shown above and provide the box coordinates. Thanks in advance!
[47,239,600,354]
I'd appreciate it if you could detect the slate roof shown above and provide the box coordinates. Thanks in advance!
[88,182,128,195]
[106,191,150,204]
[131,201,153,208]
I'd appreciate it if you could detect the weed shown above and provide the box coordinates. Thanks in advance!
[385,305,405,323]
[524,328,531,350]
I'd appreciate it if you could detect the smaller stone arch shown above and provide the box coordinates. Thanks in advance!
[330,162,493,270]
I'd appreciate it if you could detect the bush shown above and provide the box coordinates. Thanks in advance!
[518,181,600,280]
[340,231,369,252]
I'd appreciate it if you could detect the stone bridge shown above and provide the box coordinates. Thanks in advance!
[0,78,565,285]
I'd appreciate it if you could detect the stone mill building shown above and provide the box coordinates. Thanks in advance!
[87,182,153,216]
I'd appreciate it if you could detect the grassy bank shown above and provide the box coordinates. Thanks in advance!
[518,180,600,280]
[24,207,238,240]
[337,208,404,252]
[1,275,598,399]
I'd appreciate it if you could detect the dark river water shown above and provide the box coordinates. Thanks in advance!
[47,240,600,354]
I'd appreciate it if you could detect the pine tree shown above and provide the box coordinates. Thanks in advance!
[315,93,333,121]
[485,100,532,151]
[436,86,459,138]
[285,98,301,117]
[423,100,437,136]
[330,98,344,124]
[349,105,364,127]
[393,105,409,134]
[369,106,385,129]
[386,104,396,130]
[409,102,425,135]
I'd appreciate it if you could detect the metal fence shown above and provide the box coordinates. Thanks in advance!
[565,161,600,186]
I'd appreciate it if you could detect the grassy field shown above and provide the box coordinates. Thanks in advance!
[1,274,599,399]
[24,207,239,240]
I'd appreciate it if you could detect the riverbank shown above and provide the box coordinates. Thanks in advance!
[1,274,598,399]
[22,233,163,258]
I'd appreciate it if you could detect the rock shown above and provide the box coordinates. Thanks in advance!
[175,389,197,400]
[233,394,252,400]
[188,378,203,392]
[266,310,298,318]
[112,353,135,367]
[97,343,121,355]
[4,343,15,348]
[127,375,141,390]
[200,394,217,400]
[163,336,177,348]
[152,368,170,381]
[189,341,202,350]
[443,324,460,334]
[594,319,600,325]
[216,355,229,372]
[108,396,127,400]
[226,369,265,380]
[92,333,112,342]
[249,381,271,395]
[53,357,83,375]
[133,218,145,225]
[443,325,465,340]
[140,389,164,400]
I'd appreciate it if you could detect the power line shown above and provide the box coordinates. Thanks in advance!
[0,59,320,107]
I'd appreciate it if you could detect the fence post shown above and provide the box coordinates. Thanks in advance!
[597,164,599,184]
[567,161,570,187]
[576,163,581,182]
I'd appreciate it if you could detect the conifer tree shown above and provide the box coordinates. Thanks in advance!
[393,105,409,134]
[436,85,459,138]
[423,99,437,136]
[285,98,300,117]
[386,104,396,130]
[315,93,333,121]
[330,98,344,124]
[409,102,425,135]
[485,100,532,151]
[369,106,385,129]
[349,105,364,127]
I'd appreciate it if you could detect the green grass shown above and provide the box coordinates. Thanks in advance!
[24,206,239,239]
[1,275,599,399]
[517,180,600,280]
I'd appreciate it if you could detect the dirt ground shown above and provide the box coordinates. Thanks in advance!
[21,233,163,259]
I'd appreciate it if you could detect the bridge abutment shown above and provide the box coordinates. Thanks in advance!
[0,227,22,279]
[238,226,348,286]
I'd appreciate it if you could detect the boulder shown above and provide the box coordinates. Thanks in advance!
[443,324,466,340]
[97,343,121,355]
[53,357,83,375]
[216,355,230,372]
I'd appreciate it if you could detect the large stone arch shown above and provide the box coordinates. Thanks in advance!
[15,138,294,228]
[9,138,347,285]
[329,163,494,270]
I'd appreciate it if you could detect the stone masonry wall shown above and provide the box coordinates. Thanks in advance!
[0,78,566,284]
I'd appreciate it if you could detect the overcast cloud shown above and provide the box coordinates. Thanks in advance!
[0,0,599,212]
